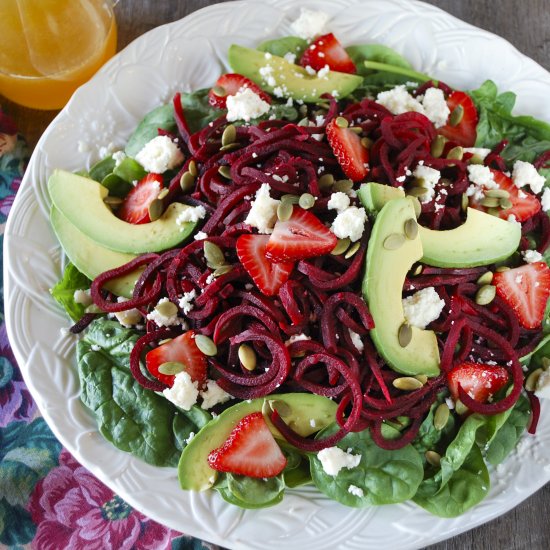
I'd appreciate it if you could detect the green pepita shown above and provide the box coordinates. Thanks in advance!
[349,126,362,134]
[212,85,227,97]
[318,173,335,189]
[213,265,233,277]
[158,361,185,375]
[476,271,494,285]
[383,233,406,250]
[155,300,178,317]
[542,357,550,369]
[180,171,195,193]
[404,218,418,240]
[218,165,232,179]
[475,284,496,305]
[425,450,441,467]
[415,375,428,384]
[496,265,511,272]
[221,124,237,147]
[461,193,469,212]
[194,334,217,356]
[407,186,428,198]
[297,117,309,127]
[298,193,316,209]
[203,241,225,269]
[454,399,468,415]
[446,146,464,161]
[412,264,423,276]
[220,142,240,152]
[397,323,413,348]
[361,137,372,149]
[480,196,501,208]
[335,116,349,128]
[430,135,446,158]
[409,196,421,218]
[485,189,510,199]
[449,104,464,127]
[281,194,300,205]
[344,241,361,259]
[157,188,169,201]
[238,344,257,371]
[500,198,513,210]
[525,368,544,392]
[393,375,422,390]
[277,201,294,222]
[487,207,501,217]
[148,199,164,221]
[469,154,484,165]
[103,196,123,208]
[331,238,351,256]
[299,104,308,116]
[333,179,353,193]
[188,160,198,177]
[433,403,450,431]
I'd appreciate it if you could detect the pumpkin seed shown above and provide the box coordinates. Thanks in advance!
[542,357,550,369]
[299,104,308,116]
[393,376,423,390]
[500,198,513,210]
[407,186,428,198]
[238,344,257,371]
[476,271,494,285]
[461,193,469,211]
[430,135,446,158]
[268,399,291,417]
[333,179,353,193]
[496,265,511,272]
[203,241,225,268]
[158,338,173,346]
[220,142,240,152]
[158,361,185,375]
[425,450,441,467]
[404,218,418,240]
[409,196,421,218]
[318,173,335,189]
[277,201,294,222]
[397,323,413,348]
[434,403,450,430]
[157,188,169,201]
[525,368,544,392]
[316,101,331,110]
[344,241,361,259]
[485,189,510,199]
[221,124,236,147]
[454,399,468,415]
[103,196,123,207]
[298,193,316,209]
[331,238,351,256]
[281,194,300,204]
[415,374,428,384]
[480,196,501,208]
[449,104,464,127]
[155,300,178,317]
[148,199,164,221]
[446,146,463,160]
[188,160,198,177]
[212,85,227,97]
[194,334,217,356]
[349,126,362,134]
[297,117,309,127]
[335,116,349,128]
[383,233,406,250]
[180,171,195,192]
[469,154,484,165]
[218,165,232,179]
[475,284,496,305]
[412,264,423,276]
[213,265,233,277]
[487,207,501,216]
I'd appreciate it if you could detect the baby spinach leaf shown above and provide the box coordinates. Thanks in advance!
[89,155,116,182]
[413,397,456,457]
[77,319,205,467]
[413,445,489,517]
[257,36,308,59]
[226,473,285,508]
[50,263,91,321]
[310,424,423,507]
[346,44,413,75]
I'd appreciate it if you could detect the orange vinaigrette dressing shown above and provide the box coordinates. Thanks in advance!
[0,0,117,110]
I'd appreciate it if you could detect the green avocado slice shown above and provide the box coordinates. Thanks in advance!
[228,44,363,102]
[48,170,197,254]
[178,393,338,491]
[50,207,141,298]
[363,197,440,376]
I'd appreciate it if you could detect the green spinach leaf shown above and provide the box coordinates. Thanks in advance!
[50,263,91,321]
[258,36,308,59]
[346,44,413,75]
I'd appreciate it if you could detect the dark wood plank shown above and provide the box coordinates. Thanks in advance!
[1,1,549,548]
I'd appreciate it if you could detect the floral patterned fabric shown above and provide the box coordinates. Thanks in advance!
[0,109,223,550]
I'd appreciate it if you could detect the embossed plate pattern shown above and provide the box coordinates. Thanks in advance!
[5,1,550,548]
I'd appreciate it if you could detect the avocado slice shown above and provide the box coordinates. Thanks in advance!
[363,197,440,376]
[48,170,197,254]
[228,45,363,102]
[358,182,521,267]
[50,207,142,298]
[178,393,337,491]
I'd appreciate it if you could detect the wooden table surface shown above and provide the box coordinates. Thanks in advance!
[3,0,549,548]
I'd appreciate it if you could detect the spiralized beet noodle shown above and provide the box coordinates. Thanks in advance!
[90,87,549,451]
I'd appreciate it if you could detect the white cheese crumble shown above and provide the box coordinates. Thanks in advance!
[348,485,364,498]
[112,150,127,167]
[200,379,233,410]
[176,205,207,225]
[512,160,546,194]
[284,333,311,346]
[541,188,550,212]
[317,64,330,79]
[331,206,367,242]
[135,135,184,173]
[317,447,361,476]
[402,287,445,329]
[522,249,543,264]
[535,369,550,400]
[290,8,329,39]
[348,329,364,353]
[226,87,271,122]
[466,164,498,200]
[245,183,280,234]
[327,191,351,213]
[178,290,197,315]
[146,297,183,327]
[420,88,450,128]
[283,52,297,64]
[413,164,440,203]
[376,85,424,116]
[194,231,208,240]
[110,296,142,328]
[463,147,491,160]
[73,289,92,307]
[163,371,199,410]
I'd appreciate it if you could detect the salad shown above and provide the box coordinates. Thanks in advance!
[48,8,550,518]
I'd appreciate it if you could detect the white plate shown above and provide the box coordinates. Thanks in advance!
[5,0,550,548]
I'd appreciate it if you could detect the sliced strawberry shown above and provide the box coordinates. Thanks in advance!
[492,170,540,222]
[326,118,369,182]
[448,362,510,403]
[299,33,356,74]
[117,173,163,225]
[265,207,337,262]
[145,330,207,388]
[493,262,550,329]
[437,91,478,147]
[207,412,287,478]
[236,234,294,296]
[208,73,272,109]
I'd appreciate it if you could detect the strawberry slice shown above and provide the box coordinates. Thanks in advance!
[492,262,550,329]
[117,173,163,225]
[437,91,478,147]
[265,207,337,262]
[208,73,272,109]
[448,362,510,403]
[236,234,294,296]
[492,170,541,222]
[299,33,356,74]
[207,412,287,478]
[145,330,207,388]
[326,118,369,182]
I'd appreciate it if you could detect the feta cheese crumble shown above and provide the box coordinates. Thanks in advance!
[463,147,491,160]
[73,288,92,307]
[178,290,197,315]
[176,205,207,225]
[466,164,498,200]
[146,297,182,327]
[512,160,546,194]
[317,446,361,476]
[200,379,233,410]
[420,87,450,128]
[245,183,280,234]
[163,371,199,410]
[402,287,445,329]
[348,329,364,353]
[226,87,271,122]
[110,296,142,328]
[331,206,367,242]
[327,191,351,213]
[376,85,424,116]
[348,485,364,498]
[135,135,184,173]
[541,188,550,212]
[194,231,208,240]
[522,249,543,264]
[535,369,550,400]
[284,333,311,346]
[112,150,127,167]
[413,164,441,203]
[290,8,329,39]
